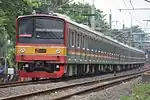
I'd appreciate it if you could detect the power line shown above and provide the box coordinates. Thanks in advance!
[121,0,142,25]
[122,0,129,9]
[145,0,150,3]
[118,8,150,10]
[129,0,135,10]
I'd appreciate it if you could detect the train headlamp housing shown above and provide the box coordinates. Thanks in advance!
[56,65,59,68]
[20,48,25,54]
[56,49,61,54]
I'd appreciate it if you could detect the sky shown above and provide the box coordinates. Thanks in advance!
[74,0,150,32]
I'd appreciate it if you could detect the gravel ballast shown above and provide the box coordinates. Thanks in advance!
[0,67,145,99]
[69,77,142,100]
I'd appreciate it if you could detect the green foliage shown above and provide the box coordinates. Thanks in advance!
[120,83,150,100]
[57,2,109,33]
[0,0,32,66]
[120,96,131,100]
[0,0,110,67]
[35,1,109,33]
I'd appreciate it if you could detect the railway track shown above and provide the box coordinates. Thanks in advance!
[0,79,53,88]
[0,68,144,88]
[0,69,148,100]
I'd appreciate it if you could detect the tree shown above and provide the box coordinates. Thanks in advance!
[0,0,32,66]
[0,0,110,66]
[110,25,144,45]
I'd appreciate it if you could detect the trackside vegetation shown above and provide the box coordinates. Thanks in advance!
[120,82,150,100]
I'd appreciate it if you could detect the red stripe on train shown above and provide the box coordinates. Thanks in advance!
[16,55,66,63]
[17,65,64,78]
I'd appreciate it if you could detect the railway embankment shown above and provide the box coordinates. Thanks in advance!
[67,77,141,100]
[68,71,150,100]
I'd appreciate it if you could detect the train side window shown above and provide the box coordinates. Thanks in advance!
[87,36,90,49]
[74,30,77,48]
[76,33,80,48]
[80,33,83,48]
[85,36,87,49]
[79,33,81,48]
[83,35,85,48]
[68,28,71,47]
[71,30,75,47]
[94,39,97,50]
[84,35,87,48]
[90,38,93,49]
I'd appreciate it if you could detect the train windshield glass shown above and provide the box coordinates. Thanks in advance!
[18,17,33,37]
[35,17,64,39]
[18,16,64,44]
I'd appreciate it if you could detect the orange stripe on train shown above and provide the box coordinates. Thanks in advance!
[16,45,66,55]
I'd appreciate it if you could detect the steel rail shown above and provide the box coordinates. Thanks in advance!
[0,79,52,88]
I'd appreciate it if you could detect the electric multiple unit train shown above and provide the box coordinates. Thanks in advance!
[15,13,145,79]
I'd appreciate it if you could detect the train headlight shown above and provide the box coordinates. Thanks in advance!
[20,48,25,54]
[24,64,29,68]
[56,65,59,68]
[56,49,61,54]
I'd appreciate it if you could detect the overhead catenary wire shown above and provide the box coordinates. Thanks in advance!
[145,0,150,3]
[122,0,142,25]
[129,0,135,10]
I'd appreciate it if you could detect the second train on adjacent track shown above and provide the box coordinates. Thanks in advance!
[15,13,145,79]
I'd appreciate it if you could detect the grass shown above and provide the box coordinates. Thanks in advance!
[120,83,150,100]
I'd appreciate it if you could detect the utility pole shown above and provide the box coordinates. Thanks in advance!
[143,20,150,32]
[130,12,133,46]
[112,21,119,29]
[91,0,95,30]
[109,9,112,30]
[3,28,8,74]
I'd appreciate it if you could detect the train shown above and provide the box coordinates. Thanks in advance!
[15,12,145,80]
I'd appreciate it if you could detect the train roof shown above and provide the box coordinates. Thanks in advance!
[55,13,144,53]
[18,13,144,53]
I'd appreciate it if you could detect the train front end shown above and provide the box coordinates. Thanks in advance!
[15,14,66,79]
